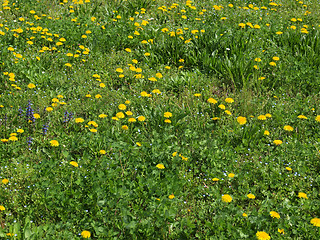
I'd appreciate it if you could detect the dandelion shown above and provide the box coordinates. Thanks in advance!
[264,130,270,136]
[81,230,91,238]
[17,129,24,133]
[207,98,217,104]
[298,192,308,199]
[270,211,280,219]
[278,228,284,234]
[265,113,272,118]
[75,118,84,123]
[273,140,283,145]
[122,125,129,130]
[269,62,276,66]
[116,68,123,73]
[228,173,235,178]
[247,193,256,199]
[0,205,5,211]
[315,115,320,122]
[169,194,175,199]
[116,112,125,119]
[50,140,59,147]
[221,194,232,203]
[164,112,172,118]
[1,179,9,184]
[99,114,107,118]
[310,218,320,227]
[164,119,171,123]
[243,213,248,217]
[34,113,40,119]
[118,104,126,110]
[137,116,146,122]
[128,118,136,123]
[258,115,267,120]
[286,167,292,171]
[283,125,294,131]
[237,116,247,125]
[225,98,234,103]
[90,129,97,133]
[9,136,18,141]
[218,104,225,110]
[69,161,78,167]
[28,83,36,89]
[256,231,271,240]
[273,56,280,61]
[212,178,219,182]
[298,115,307,119]
[156,164,165,169]
[194,93,201,97]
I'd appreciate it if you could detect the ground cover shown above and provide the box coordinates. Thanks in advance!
[0,0,320,239]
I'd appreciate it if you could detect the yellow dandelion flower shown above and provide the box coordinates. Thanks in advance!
[69,161,78,167]
[81,230,91,238]
[207,98,217,104]
[228,173,235,178]
[156,164,165,169]
[225,98,234,103]
[258,115,267,120]
[0,205,5,211]
[315,115,320,122]
[310,218,320,227]
[237,116,247,125]
[256,231,270,240]
[169,194,175,199]
[28,83,36,89]
[116,112,125,119]
[221,194,232,203]
[122,125,129,130]
[50,140,59,147]
[298,115,307,119]
[264,130,270,136]
[247,193,256,199]
[75,118,84,123]
[164,112,172,118]
[298,192,308,199]
[137,116,145,122]
[218,104,225,110]
[283,125,294,131]
[273,140,283,145]
[1,179,9,184]
[270,211,280,219]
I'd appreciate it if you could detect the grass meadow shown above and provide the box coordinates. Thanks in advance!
[1,0,320,239]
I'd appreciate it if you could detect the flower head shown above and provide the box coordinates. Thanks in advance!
[0,205,5,211]
[256,231,270,240]
[156,164,165,169]
[225,98,234,103]
[69,161,78,167]
[270,211,280,219]
[81,230,91,238]
[169,194,175,199]
[298,192,308,199]
[1,179,9,184]
[222,194,232,203]
[316,115,320,122]
[310,218,320,227]
[164,112,172,118]
[247,193,256,199]
[283,125,293,131]
[258,115,267,120]
[50,140,59,147]
[237,116,247,125]
[273,140,283,145]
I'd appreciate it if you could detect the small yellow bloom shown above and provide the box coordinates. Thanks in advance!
[90,129,97,133]
[164,119,171,123]
[225,98,234,103]
[81,230,91,238]
[69,161,78,167]
[310,218,320,227]
[247,193,256,199]
[116,112,125,119]
[33,113,40,119]
[169,194,175,199]
[212,178,219,182]
[256,231,270,240]
[286,167,292,171]
[237,116,247,125]
[221,194,232,203]
[122,125,129,130]
[118,104,126,110]
[315,115,320,122]
[270,211,280,219]
[17,129,24,133]
[137,116,145,122]
[228,173,235,178]
[75,118,84,123]
[264,130,270,136]
[128,118,136,123]
[283,125,294,131]
[99,114,107,118]
[298,192,308,199]
[207,98,217,104]
[164,112,172,118]
[50,140,59,147]
[28,83,36,89]
[99,150,106,155]
[0,205,5,211]
[278,228,285,234]
[273,140,283,145]
[218,104,225,110]
[1,179,9,184]
[258,115,266,120]
[298,115,307,119]
[156,164,165,169]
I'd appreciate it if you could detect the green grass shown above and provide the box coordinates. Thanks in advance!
[1,0,320,239]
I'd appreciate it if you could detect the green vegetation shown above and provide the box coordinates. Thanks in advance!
[1,0,320,239]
